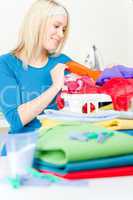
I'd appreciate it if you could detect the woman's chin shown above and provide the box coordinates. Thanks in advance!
[47,47,58,53]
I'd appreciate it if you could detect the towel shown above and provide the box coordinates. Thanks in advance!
[35,122,133,165]
[66,61,101,81]
[34,154,133,174]
[38,166,133,180]
[95,119,133,130]
[43,109,119,122]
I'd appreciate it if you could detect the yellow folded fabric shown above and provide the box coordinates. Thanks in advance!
[95,119,133,130]
[99,103,113,110]
[41,117,133,131]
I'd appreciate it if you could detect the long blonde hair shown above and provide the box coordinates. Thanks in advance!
[12,0,69,65]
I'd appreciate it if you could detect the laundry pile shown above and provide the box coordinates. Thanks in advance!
[34,121,133,179]
[34,63,133,180]
[56,64,133,112]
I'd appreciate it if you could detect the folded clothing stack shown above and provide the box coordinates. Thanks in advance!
[34,121,133,179]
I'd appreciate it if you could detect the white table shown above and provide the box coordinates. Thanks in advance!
[0,157,133,200]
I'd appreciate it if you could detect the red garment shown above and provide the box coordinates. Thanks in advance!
[56,76,98,113]
[98,78,133,111]
[56,77,133,111]
[56,95,64,110]
[65,76,97,94]
[39,166,133,180]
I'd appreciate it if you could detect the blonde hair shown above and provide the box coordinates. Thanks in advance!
[12,0,69,65]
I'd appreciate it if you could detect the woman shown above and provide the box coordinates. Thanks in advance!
[0,0,72,133]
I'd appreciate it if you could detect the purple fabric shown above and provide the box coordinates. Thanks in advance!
[96,65,133,85]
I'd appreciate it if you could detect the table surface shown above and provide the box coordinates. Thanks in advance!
[0,157,133,200]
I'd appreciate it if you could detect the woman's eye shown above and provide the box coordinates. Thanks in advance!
[54,25,59,28]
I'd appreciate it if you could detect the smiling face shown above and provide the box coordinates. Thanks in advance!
[42,15,68,52]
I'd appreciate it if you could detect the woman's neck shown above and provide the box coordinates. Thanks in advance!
[17,51,49,68]
[28,55,49,68]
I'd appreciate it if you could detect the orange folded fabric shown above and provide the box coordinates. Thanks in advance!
[66,61,102,81]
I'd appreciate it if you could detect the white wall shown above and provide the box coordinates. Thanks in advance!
[0,0,132,66]
[63,0,129,65]
[0,0,33,52]
[127,0,133,66]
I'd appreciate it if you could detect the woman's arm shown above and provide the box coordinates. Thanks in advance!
[18,84,59,125]
[18,63,66,126]
[0,60,66,132]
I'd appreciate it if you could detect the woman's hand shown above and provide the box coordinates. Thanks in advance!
[50,63,67,91]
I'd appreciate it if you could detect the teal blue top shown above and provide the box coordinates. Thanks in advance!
[0,53,72,133]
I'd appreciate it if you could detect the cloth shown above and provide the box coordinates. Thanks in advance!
[56,75,99,112]
[41,110,133,130]
[66,61,101,81]
[0,53,71,133]
[35,122,133,165]
[118,129,133,135]
[98,77,133,111]
[42,109,119,122]
[117,111,133,119]
[34,153,133,174]
[63,75,97,94]
[99,103,113,110]
[39,166,133,179]
[41,118,62,128]
[95,119,133,130]
[57,76,133,112]
[96,65,133,85]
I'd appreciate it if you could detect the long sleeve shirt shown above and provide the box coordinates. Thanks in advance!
[0,53,71,133]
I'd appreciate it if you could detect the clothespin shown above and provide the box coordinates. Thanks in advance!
[69,132,98,141]
[7,175,21,189]
[69,131,114,143]
[27,168,62,183]
[83,132,98,139]
[97,132,114,143]
[69,132,88,141]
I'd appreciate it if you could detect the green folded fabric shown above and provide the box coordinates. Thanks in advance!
[35,122,133,165]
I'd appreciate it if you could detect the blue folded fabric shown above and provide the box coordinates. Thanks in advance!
[118,129,133,135]
[43,109,133,121]
[43,109,119,122]
[33,153,133,175]
[118,112,133,120]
